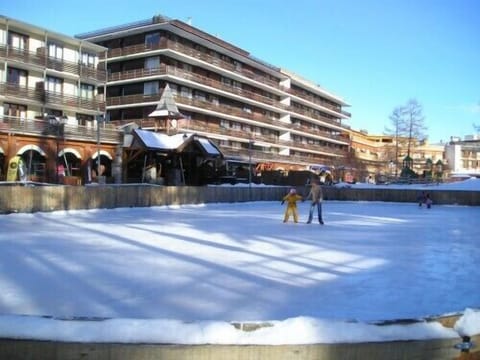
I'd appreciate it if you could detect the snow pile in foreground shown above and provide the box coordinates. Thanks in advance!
[0,308,478,345]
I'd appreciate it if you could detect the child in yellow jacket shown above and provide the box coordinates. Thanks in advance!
[281,188,303,223]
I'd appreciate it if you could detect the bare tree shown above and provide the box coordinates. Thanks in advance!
[384,107,403,177]
[404,99,427,157]
[389,99,427,156]
[385,99,427,176]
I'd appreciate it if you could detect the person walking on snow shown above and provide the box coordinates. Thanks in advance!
[281,188,303,223]
[306,179,324,224]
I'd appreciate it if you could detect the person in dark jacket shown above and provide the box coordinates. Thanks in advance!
[306,179,324,224]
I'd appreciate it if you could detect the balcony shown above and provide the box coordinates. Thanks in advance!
[0,82,105,112]
[287,87,348,115]
[0,44,106,82]
[175,119,347,157]
[106,92,349,146]
[108,66,346,131]
[103,38,283,91]
[0,115,121,144]
[220,146,339,165]
[109,64,288,111]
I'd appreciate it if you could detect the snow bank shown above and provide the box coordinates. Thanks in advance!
[0,310,478,344]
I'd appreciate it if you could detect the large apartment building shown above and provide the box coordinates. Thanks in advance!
[0,15,121,183]
[77,14,352,176]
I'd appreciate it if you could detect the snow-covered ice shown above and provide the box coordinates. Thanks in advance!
[0,178,479,344]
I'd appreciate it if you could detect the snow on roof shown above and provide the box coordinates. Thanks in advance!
[134,129,177,149]
[132,130,221,156]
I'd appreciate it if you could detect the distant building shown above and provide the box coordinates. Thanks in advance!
[349,128,447,181]
[445,135,480,177]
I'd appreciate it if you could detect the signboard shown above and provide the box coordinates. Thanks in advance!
[6,156,20,181]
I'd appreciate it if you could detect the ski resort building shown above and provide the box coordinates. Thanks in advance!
[77,14,352,179]
[0,15,121,184]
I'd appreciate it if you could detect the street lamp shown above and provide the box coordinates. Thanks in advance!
[248,140,253,199]
[96,114,106,183]
[47,115,66,184]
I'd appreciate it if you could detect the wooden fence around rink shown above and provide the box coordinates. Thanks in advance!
[0,184,480,214]
[0,314,478,360]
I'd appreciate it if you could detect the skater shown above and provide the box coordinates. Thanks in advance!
[425,193,433,209]
[306,178,324,224]
[417,191,427,207]
[281,188,303,223]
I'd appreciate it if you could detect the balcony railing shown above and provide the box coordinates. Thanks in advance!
[0,115,121,144]
[108,66,347,130]
[103,38,283,90]
[0,44,106,82]
[220,146,341,165]
[0,82,105,112]
[109,64,287,110]
[287,87,348,116]
[106,88,348,138]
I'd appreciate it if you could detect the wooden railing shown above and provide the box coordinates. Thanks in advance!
[106,89,348,136]
[107,65,346,129]
[287,87,347,115]
[103,38,283,90]
[0,82,105,112]
[0,115,122,144]
[109,65,286,110]
[0,44,106,82]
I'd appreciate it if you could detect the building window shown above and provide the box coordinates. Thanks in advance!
[145,32,160,47]
[48,42,63,59]
[80,83,94,99]
[8,31,28,50]
[45,108,63,118]
[4,103,27,119]
[80,52,95,67]
[145,56,160,70]
[144,81,159,95]
[46,76,63,93]
[180,86,191,99]
[76,113,94,126]
[222,77,232,86]
[194,90,206,102]
[7,67,27,86]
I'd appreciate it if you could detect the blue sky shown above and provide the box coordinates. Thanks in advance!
[2,0,479,143]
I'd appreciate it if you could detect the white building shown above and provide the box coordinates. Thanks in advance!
[445,135,480,177]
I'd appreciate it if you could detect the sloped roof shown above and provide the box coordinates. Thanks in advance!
[148,84,184,119]
[131,129,222,157]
